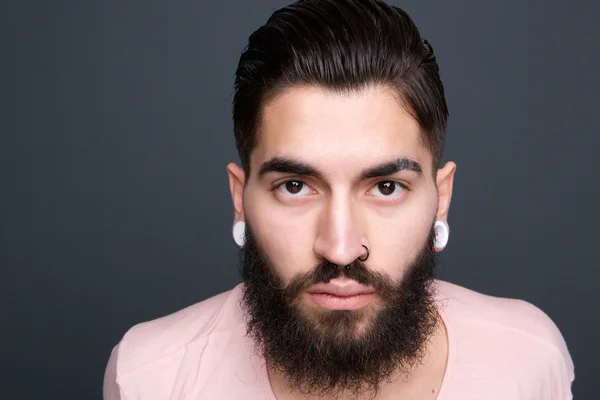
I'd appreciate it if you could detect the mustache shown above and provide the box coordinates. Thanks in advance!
[283,260,396,303]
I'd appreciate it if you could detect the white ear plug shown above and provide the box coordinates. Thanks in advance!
[233,221,246,247]
[434,220,449,250]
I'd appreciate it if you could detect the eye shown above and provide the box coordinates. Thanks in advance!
[369,181,406,198]
[275,180,312,196]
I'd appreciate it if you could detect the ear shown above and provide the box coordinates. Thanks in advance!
[226,163,246,225]
[435,161,457,222]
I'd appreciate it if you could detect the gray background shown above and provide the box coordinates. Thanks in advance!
[2,0,598,398]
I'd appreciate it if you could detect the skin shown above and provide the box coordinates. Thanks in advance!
[227,85,456,399]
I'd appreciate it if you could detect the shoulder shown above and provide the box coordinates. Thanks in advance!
[437,280,564,347]
[435,280,571,357]
[435,280,574,395]
[111,283,245,377]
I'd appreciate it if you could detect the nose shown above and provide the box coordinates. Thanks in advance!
[313,194,367,266]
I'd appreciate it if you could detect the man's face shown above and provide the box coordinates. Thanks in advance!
[244,85,439,289]
[227,85,455,396]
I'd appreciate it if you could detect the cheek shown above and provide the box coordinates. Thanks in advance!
[245,192,318,283]
[369,200,435,280]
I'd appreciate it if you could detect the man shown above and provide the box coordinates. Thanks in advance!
[103,0,574,398]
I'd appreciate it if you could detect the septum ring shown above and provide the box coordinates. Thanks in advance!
[358,245,369,262]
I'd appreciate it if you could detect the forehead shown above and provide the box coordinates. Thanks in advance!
[253,85,431,177]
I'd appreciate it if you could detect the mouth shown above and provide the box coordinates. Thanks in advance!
[306,278,376,310]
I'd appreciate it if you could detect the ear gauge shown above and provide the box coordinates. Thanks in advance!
[233,221,246,247]
[433,220,449,250]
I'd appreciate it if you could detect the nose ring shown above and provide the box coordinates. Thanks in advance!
[358,245,369,262]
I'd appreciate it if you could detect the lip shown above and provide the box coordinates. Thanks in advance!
[307,292,374,310]
[307,278,376,297]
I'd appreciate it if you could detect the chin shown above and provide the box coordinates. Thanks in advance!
[297,296,382,339]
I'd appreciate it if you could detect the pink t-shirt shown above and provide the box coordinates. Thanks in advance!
[103,280,574,399]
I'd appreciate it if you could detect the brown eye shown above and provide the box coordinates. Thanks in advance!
[285,180,304,194]
[370,181,406,199]
[377,181,397,196]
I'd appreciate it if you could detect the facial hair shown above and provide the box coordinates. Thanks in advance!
[239,222,440,399]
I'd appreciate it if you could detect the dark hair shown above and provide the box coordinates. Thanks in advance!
[233,0,448,177]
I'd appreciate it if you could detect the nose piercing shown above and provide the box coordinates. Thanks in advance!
[358,245,369,262]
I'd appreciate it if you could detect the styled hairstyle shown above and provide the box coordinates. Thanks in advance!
[233,0,448,176]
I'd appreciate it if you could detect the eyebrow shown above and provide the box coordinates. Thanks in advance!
[257,156,423,181]
[361,158,423,179]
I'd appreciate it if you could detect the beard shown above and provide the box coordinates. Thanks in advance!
[239,222,440,399]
